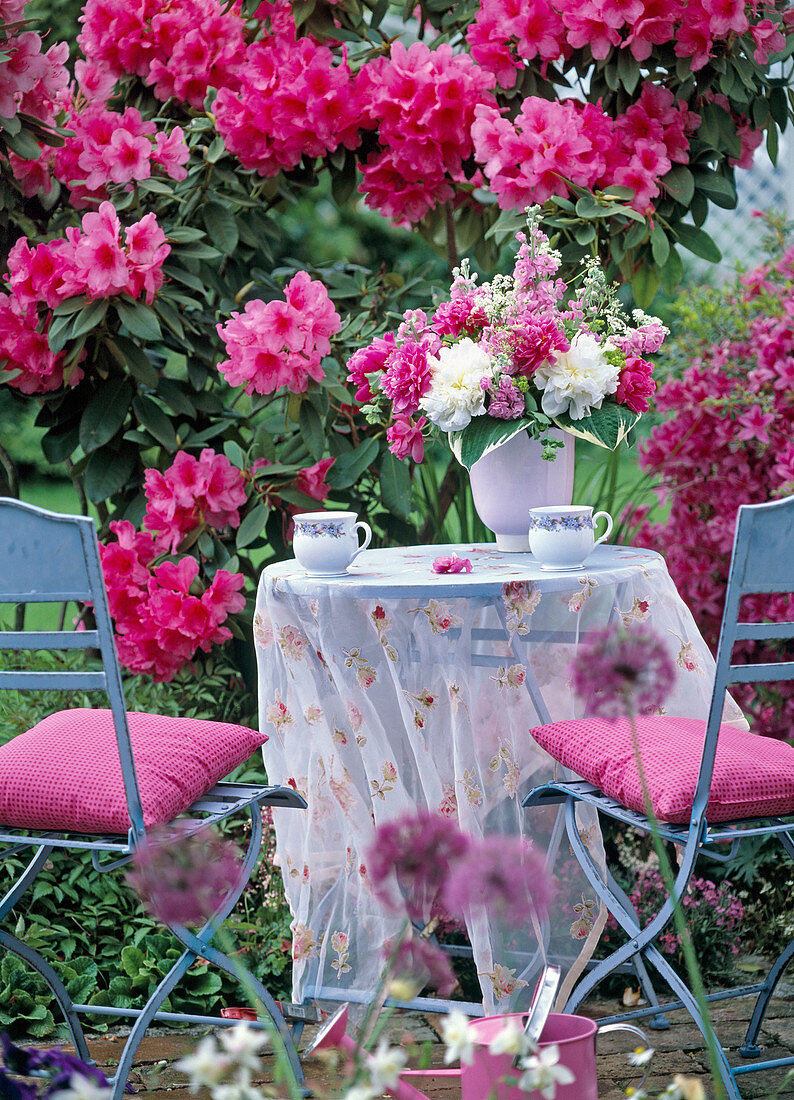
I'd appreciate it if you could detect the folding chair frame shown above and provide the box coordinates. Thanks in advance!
[524,494,794,1100]
[0,499,311,1096]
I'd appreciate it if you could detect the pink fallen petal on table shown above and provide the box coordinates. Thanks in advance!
[432,554,472,574]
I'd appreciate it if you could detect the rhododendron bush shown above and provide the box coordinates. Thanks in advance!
[637,213,794,741]
[1,0,792,684]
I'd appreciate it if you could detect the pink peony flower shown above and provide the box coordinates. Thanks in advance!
[615,356,656,413]
[387,415,427,463]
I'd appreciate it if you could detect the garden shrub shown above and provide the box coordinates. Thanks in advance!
[637,213,794,741]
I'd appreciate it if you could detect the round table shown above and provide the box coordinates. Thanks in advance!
[254,543,743,1015]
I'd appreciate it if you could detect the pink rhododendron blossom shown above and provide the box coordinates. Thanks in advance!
[432,554,472,574]
[296,458,335,502]
[356,40,496,226]
[214,30,362,177]
[78,0,247,109]
[467,0,568,88]
[387,415,427,462]
[216,273,341,395]
[0,295,81,394]
[99,518,246,682]
[143,449,247,552]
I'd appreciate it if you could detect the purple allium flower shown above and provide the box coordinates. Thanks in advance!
[127,821,243,926]
[366,811,471,920]
[442,836,553,925]
[386,934,456,997]
[570,623,676,719]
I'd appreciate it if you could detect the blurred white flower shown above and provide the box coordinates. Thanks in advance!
[52,1077,113,1100]
[442,1009,476,1065]
[420,337,496,432]
[175,1035,231,1089]
[369,1040,409,1090]
[535,332,620,420]
[488,1019,530,1058]
[518,1043,575,1098]
[219,1022,269,1070]
[628,1045,654,1067]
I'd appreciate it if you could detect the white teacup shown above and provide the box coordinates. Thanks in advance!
[528,505,613,571]
[293,511,372,575]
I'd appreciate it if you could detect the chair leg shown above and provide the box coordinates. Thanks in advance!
[0,845,92,1063]
[739,936,794,1057]
[606,870,670,1029]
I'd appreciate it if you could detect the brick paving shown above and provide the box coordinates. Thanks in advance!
[25,988,794,1099]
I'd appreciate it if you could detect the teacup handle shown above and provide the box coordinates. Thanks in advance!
[593,510,613,545]
[351,521,372,562]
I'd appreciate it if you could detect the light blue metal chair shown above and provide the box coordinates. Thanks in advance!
[0,499,309,1095]
[524,494,794,1100]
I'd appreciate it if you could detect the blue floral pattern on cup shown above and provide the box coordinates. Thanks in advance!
[295,520,346,539]
[529,514,593,532]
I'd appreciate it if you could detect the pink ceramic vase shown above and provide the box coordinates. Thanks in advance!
[468,429,576,552]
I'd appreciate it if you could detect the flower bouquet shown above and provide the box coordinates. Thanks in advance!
[347,208,668,471]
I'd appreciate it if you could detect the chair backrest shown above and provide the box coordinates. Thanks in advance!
[693,493,794,823]
[0,498,145,836]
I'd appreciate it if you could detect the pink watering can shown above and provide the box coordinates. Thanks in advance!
[305,1002,651,1100]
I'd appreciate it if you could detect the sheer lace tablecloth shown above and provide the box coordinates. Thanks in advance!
[255,543,744,1016]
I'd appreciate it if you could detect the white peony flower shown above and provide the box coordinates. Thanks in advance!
[52,1077,113,1100]
[534,332,620,420]
[442,1009,476,1065]
[419,337,496,432]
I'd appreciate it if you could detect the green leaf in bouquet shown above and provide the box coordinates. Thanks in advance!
[551,403,641,451]
[450,416,537,472]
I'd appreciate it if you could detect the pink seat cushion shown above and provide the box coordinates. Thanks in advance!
[0,709,267,834]
[530,715,794,824]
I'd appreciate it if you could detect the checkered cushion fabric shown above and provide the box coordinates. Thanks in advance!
[530,715,794,824]
[0,709,267,834]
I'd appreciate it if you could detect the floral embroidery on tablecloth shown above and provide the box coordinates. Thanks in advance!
[568,576,598,613]
[265,689,293,743]
[346,700,368,746]
[371,604,398,661]
[304,703,323,725]
[345,847,356,874]
[459,768,483,808]
[342,647,377,689]
[669,631,705,674]
[502,581,540,638]
[292,921,319,961]
[403,687,437,729]
[490,663,526,691]
[332,725,348,746]
[438,783,458,817]
[253,611,274,648]
[329,763,356,813]
[371,760,398,800]
[479,963,528,1001]
[408,598,463,634]
[570,894,597,940]
[619,596,650,626]
[489,740,520,797]
[448,681,470,718]
[331,931,352,979]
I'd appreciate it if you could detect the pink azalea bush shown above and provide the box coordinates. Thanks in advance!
[636,214,794,741]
